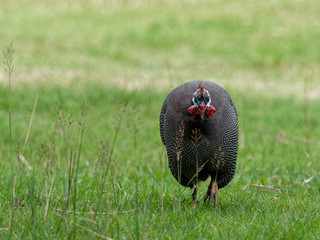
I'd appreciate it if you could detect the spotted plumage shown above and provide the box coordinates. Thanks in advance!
[159,81,238,206]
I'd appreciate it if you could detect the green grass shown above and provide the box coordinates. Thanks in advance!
[1,0,320,239]
[0,84,319,239]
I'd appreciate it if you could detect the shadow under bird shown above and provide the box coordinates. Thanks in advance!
[159,81,238,206]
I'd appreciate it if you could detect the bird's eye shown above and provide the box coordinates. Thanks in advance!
[203,93,210,103]
[194,93,200,102]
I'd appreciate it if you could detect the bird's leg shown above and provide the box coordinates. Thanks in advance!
[203,177,218,205]
[191,185,197,208]
[211,180,218,205]
[203,180,212,202]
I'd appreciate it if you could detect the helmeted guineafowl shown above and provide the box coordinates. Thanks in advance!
[159,81,238,206]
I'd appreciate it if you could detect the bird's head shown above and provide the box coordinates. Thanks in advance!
[188,83,216,119]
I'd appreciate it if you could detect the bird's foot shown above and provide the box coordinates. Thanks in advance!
[191,184,198,209]
[192,199,197,209]
[203,179,218,206]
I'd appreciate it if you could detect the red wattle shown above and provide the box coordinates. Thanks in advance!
[206,105,216,118]
[188,106,197,118]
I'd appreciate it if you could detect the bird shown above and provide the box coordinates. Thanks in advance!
[159,81,238,206]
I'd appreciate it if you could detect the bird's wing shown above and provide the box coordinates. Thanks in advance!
[159,99,168,145]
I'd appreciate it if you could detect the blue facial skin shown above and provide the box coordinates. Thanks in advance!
[194,91,210,106]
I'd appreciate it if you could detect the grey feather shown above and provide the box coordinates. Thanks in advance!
[159,81,238,191]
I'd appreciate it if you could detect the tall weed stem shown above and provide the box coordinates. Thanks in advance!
[3,42,15,229]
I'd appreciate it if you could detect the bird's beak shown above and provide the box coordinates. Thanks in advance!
[198,105,206,119]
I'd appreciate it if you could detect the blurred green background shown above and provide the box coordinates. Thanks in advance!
[1,0,319,96]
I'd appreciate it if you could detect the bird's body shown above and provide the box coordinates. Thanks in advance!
[159,81,238,205]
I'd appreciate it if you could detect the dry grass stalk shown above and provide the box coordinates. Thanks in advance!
[191,127,202,187]
[21,96,38,155]
[159,150,164,217]
[54,208,135,215]
[301,176,315,187]
[243,184,281,192]
[75,223,114,240]
[0,142,3,162]
[3,42,15,230]
[44,174,56,221]
[56,214,114,240]
[8,177,15,229]
[128,103,141,162]
[174,121,185,164]
[191,128,202,147]
[174,121,184,209]
[106,101,128,178]
[278,132,320,144]
[182,160,209,196]
[304,79,311,160]
[16,153,32,170]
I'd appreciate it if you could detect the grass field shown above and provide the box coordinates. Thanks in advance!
[1,0,320,239]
